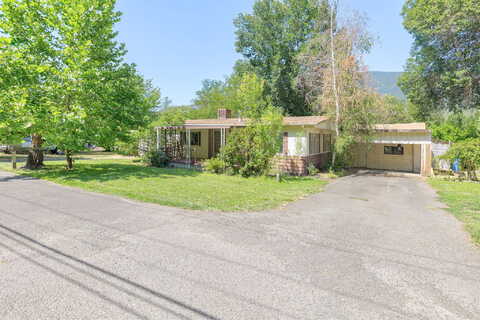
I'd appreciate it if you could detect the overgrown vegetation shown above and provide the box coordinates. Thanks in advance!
[142,150,170,168]
[441,139,480,181]
[220,107,283,177]
[429,111,480,142]
[204,74,284,177]
[203,158,226,174]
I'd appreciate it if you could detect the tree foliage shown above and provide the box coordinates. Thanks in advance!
[442,138,480,180]
[429,111,480,142]
[296,7,376,167]
[220,106,283,177]
[399,0,480,119]
[189,72,270,120]
[0,0,159,169]
[373,94,415,124]
[234,0,330,115]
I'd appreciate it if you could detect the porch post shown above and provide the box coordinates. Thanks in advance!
[156,127,160,151]
[221,128,224,148]
[221,128,226,148]
[187,128,191,168]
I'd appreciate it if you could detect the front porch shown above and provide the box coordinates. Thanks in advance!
[155,126,231,167]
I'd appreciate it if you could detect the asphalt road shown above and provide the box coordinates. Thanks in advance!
[0,171,479,320]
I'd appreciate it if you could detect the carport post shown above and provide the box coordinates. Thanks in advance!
[187,128,191,168]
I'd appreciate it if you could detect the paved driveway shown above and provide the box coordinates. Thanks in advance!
[0,171,479,320]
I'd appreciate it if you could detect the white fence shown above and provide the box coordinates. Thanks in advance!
[432,141,451,170]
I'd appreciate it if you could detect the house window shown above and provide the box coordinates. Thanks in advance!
[309,133,321,155]
[181,132,201,146]
[322,134,331,152]
[384,145,404,155]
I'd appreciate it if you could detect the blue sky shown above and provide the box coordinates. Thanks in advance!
[116,0,412,106]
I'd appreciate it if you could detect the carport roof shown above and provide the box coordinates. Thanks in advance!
[374,123,429,133]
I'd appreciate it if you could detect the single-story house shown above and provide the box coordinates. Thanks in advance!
[156,109,432,176]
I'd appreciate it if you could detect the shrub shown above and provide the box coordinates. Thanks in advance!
[115,140,139,156]
[307,163,320,176]
[441,139,480,180]
[220,106,283,177]
[203,158,225,174]
[113,129,156,156]
[142,150,170,168]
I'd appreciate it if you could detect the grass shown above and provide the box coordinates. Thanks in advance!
[429,178,480,245]
[0,159,328,212]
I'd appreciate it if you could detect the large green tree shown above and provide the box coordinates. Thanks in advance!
[234,0,330,116]
[0,0,159,169]
[399,0,480,119]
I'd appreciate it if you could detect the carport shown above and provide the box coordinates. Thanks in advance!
[351,123,432,176]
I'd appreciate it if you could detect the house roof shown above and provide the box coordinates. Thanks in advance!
[178,115,330,128]
[374,123,429,133]
[156,116,428,133]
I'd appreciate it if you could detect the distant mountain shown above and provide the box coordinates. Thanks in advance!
[367,71,405,99]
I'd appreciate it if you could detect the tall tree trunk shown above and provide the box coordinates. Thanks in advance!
[66,151,74,170]
[11,148,17,170]
[24,134,44,169]
[329,0,340,169]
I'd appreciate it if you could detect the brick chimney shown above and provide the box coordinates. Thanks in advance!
[217,108,232,119]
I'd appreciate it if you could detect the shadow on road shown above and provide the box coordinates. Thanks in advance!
[0,224,221,320]
[0,175,37,183]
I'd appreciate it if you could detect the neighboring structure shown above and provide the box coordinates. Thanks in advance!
[156,109,433,176]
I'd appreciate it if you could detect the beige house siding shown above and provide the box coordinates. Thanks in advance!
[189,129,209,159]
[366,144,418,173]
[351,144,420,172]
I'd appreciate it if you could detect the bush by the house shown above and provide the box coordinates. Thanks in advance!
[142,150,170,168]
[441,139,480,180]
[220,107,283,177]
[307,163,320,176]
[115,140,139,156]
[113,129,156,156]
[203,158,226,174]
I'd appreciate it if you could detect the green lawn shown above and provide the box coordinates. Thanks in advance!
[0,159,327,212]
[429,178,480,245]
